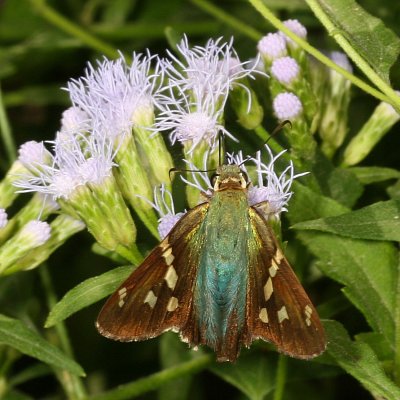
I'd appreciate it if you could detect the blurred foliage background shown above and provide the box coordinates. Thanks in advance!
[0,0,399,399]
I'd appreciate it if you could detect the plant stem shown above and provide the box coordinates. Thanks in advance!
[29,0,120,59]
[394,255,400,385]
[88,354,213,400]
[305,0,400,111]
[248,0,400,111]
[115,244,143,266]
[39,265,87,399]
[273,355,288,400]
[192,0,263,41]
[0,84,16,165]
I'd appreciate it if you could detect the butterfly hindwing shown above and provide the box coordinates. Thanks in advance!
[96,203,209,341]
[244,206,326,359]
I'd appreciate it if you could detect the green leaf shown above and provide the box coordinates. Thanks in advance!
[292,200,400,241]
[45,266,133,328]
[299,231,396,350]
[288,185,397,349]
[289,182,348,225]
[210,352,276,400]
[388,180,400,200]
[325,320,400,400]
[318,0,400,83]
[159,333,196,400]
[312,151,363,208]
[349,167,400,184]
[355,332,393,362]
[0,315,84,376]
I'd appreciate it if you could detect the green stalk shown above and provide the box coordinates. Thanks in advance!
[394,256,400,385]
[115,244,144,266]
[192,0,263,41]
[39,266,87,399]
[0,84,16,165]
[273,355,288,400]
[248,0,400,111]
[29,0,120,59]
[305,0,400,111]
[88,354,213,400]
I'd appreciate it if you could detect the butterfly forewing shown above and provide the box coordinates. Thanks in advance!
[96,203,209,341]
[245,206,326,359]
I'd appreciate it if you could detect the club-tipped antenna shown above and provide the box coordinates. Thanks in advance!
[265,120,292,146]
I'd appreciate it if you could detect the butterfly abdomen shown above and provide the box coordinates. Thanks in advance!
[194,190,250,361]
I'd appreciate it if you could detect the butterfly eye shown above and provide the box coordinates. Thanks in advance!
[211,173,220,186]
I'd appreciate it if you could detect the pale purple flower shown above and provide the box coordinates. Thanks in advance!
[61,107,90,134]
[14,127,115,200]
[273,92,303,120]
[156,36,260,152]
[271,57,300,85]
[67,52,161,143]
[329,51,353,73]
[145,184,187,238]
[279,19,307,46]
[18,141,53,170]
[21,220,51,247]
[248,146,307,215]
[0,209,8,229]
[257,33,287,62]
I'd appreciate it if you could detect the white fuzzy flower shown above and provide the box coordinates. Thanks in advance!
[257,33,287,62]
[156,36,260,152]
[248,146,307,215]
[18,141,53,171]
[329,51,353,73]
[271,57,300,85]
[20,220,51,247]
[279,19,307,46]
[145,184,187,238]
[67,52,161,143]
[0,209,8,229]
[273,92,303,120]
[14,127,115,200]
[155,85,235,152]
[61,107,90,133]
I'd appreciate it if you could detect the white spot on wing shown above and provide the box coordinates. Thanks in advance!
[164,265,178,290]
[305,305,313,326]
[275,248,284,263]
[162,247,175,266]
[264,277,273,301]
[269,260,279,277]
[118,287,127,307]
[259,307,269,323]
[167,296,179,312]
[160,237,169,251]
[144,290,157,308]
[277,305,289,323]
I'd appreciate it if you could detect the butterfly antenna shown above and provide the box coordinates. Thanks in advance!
[264,120,292,146]
[218,132,226,166]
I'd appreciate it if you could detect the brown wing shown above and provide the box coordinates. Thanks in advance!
[243,207,326,359]
[96,203,209,342]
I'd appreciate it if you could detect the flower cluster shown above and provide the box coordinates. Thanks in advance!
[4,30,327,273]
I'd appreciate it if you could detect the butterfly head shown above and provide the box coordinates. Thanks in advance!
[213,164,248,192]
